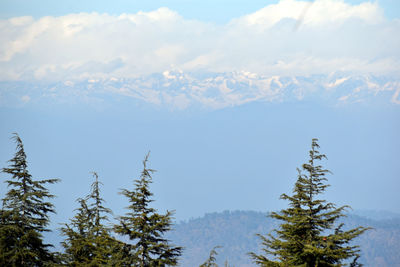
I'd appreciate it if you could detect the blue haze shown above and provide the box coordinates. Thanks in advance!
[1,100,399,226]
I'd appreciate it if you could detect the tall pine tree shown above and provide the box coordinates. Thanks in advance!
[250,138,368,267]
[61,172,121,266]
[0,133,59,266]
[114,152,182,266]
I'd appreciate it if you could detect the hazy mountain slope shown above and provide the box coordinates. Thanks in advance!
[167,210,400,267]
[167,211,275,267]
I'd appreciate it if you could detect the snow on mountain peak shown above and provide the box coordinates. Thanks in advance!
[0,71,399,109]
[326,77,350,88]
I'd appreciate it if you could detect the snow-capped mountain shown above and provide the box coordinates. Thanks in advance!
[1,71,399,109]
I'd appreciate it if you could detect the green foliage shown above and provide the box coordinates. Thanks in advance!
[61,172,121,266]
[60,198,94,265]
[0,133,60,266]
[250,138,369,267]
[114,152,182,266]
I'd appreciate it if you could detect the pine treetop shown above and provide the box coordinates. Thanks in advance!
[61,172,122,266]
[87,172,112,232]
[200,246,221,267]
[250,138,369,267]
[2,134,59,232]
[114,152,182,266]
[0,133,60,266]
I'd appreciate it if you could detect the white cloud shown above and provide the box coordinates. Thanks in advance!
[0,0,399,81]
[21,95,31,103]
[231,0,383,28]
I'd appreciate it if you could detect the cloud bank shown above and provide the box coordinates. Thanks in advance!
[0,0,399,81]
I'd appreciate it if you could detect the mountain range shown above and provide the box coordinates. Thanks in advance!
[1,71,399,109]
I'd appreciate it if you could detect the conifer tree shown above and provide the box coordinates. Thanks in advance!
[61,172,121,266]
[60,197,94,265]
[0,133,59,266]
[114,152,182,266]
[250,138,369,267]
[87,172,122,265]
[199,246,221,267]
[199,246,233,267]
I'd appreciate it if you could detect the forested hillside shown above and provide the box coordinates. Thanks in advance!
[167,210,400,267]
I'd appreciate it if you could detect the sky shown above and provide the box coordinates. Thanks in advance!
[0,0,399,229]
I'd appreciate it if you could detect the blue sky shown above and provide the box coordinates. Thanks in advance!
[1,0,400,21]
[0,0,399,227]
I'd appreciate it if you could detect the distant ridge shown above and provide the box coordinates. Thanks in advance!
[353,209,400,220]
[1,72,399,108]
[166,210,400,267]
